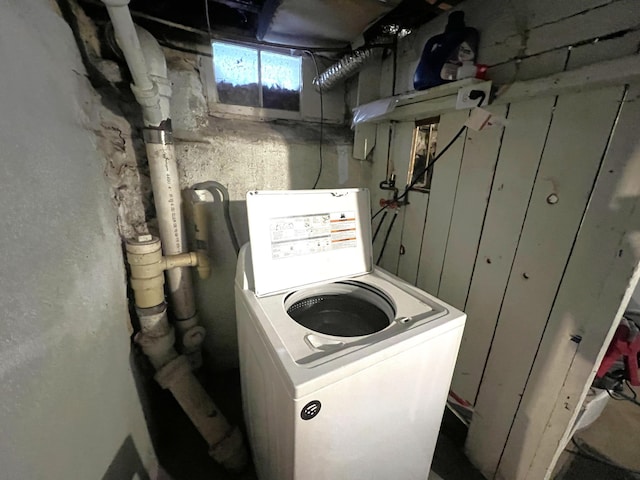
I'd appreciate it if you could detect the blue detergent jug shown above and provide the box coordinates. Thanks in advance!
[413,11,479,91]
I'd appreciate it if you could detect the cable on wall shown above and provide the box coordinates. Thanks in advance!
[306,50,324,189]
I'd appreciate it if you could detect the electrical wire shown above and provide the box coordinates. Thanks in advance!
[566,438,640,476]
[192,181,241,255]
[371,90,485,263]
[371,124,467,220]
[306,51,324,189]
[605,380,640,407]
[372,210,388,243]
[376,211,398,265]
[204,0,212,41]
[398,124,467,202]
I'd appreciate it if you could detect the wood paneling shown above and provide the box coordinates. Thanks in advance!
[415,110,469,294]
[466,86,626,478]
[437,104,508,310]
[451,96,556,405]
[499,86,640,480]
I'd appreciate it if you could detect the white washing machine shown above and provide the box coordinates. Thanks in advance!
[235,188,465,480]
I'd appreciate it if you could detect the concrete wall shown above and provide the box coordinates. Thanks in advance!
[0,1,156,478]
[164,49,371,370]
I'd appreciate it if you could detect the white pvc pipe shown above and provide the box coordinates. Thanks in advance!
[103,0,163,126]
[135,305,247,471]
[135,26,171,120]
[144,140,196,321]
[102,0,197,325]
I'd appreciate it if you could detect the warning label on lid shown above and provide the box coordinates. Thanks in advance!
[270,211,357,259]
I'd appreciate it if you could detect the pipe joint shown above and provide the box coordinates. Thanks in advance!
[181,325,206,352]
[175,315,206,368]
[135,328,177,367]
[164,252,199,270]
[130,80,159,103]
[134,304,177,369]
[196,251,211,279]
[154,354,192,390]
[130,82,163,125]
[143,127,173,145]
[126,235,203,309]
[126,235,165,308]
[209,426,249,472]
[136,304,171,336]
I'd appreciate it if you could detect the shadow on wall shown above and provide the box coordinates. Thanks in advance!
[180,121,373,372]
[102,435,151,480]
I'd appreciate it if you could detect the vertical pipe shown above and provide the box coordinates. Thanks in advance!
[103,1,163,126]
[102,0,202,364]
[143,128,196,321]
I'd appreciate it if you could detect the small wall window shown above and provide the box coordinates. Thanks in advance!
[200,41,345,123]
[407,118,439,193]
[210,41,302,117]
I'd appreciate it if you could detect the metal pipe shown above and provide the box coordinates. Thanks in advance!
[313,48,378,92]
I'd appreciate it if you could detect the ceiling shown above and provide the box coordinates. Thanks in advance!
[108,0,463,51]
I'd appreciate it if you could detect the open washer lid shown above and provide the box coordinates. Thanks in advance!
[246,189,372,297]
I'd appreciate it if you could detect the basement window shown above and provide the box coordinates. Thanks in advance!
[407,118,439,193]
[209,41,302,117]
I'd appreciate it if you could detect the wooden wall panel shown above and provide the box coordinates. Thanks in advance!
[437,104,508,310]
[498,86,640,480]
[375,121,415,274]
[451,96,556,405]
[371,122,392,261]
[465,85,626,478]
[397,190,430,284]
[415,110,468,294]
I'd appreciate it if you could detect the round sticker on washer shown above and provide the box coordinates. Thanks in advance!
[301,400,321,420]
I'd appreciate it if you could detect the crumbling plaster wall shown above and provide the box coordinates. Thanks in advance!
[0,0,156,478]
[164,49,372,369]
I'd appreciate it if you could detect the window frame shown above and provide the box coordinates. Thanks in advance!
[406,117,440,194]
[202,40,303,121]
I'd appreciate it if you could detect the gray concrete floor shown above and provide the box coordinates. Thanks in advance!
[554,385,640,480]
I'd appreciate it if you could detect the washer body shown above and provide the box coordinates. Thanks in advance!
[235,189,465,480]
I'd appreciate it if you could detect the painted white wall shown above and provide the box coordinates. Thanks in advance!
[0,0,156,478]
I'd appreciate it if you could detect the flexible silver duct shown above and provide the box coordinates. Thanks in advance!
[313,48,378,92]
